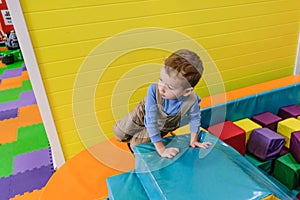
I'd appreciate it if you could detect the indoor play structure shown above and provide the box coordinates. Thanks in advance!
[1,0,300,199]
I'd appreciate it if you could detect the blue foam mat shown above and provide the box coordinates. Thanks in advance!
[106,132,296,200]
[106,171,149,200]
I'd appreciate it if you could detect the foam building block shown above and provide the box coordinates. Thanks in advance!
[277,118,300,148]
[252,112,282,131]
[290,131,300,163]
[247,128,285,161]
[278,104,300,119]
[207,121,246,155]
[273,153,300,190]
[244,153,273,174]
[261,194,281,200]
[279,146,290,157]
[233,118,262,142]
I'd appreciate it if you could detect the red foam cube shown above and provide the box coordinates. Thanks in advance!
[208,121,246,155]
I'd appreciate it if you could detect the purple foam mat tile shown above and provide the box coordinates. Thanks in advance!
[0,108,18,120]
[0,68,23,80]
[13,147,52,174]
[0,90,36,113]
[0,176,12,200]
[0,100,18,112]
[22,64,26,71]
[17,91,36,107]
[9,164,54,199]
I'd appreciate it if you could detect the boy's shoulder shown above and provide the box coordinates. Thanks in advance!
[148,83,157,93]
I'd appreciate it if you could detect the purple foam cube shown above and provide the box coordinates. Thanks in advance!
[278,104,300,119]
[251,112,282,131]
[247,128,285,161]
[290,131,300,163]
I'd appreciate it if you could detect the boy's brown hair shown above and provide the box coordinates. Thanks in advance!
[164,49,203,88]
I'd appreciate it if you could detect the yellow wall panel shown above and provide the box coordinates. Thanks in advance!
[19,0,300,160]
[27,8,300,48]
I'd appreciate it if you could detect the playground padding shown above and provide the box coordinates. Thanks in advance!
[107,133,295,199]
[37,75,300,199]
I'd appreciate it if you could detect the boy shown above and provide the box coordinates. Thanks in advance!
[113,49,211,158]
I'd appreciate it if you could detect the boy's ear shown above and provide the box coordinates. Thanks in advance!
[183,87,194,96]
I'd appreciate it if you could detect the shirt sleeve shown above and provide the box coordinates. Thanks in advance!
[189,97,201,133]
[144,84,162,143]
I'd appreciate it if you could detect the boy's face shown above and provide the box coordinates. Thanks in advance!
[158,67,193,99]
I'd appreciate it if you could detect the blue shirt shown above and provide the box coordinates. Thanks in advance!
[144,84,201,143]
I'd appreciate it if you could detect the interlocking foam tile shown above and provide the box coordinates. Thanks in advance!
[277,118,300,148]
[19,104,42,126]
[0,61,24,75]
[0,68,23,80]
[13,147,52,174]
[9,189,43,200]
[207,120,246,154]
[18,91,36,106]
[244,153,273,174]
[290,131,300,163]
[0,144,14,177]
[0,107,18,120]
[247,128,285,161]
[233,118,262,142]
[0,117,19,144]
[0,91,37,114]
[251,112,282,131]
[0,80,32,103]
[278,104,300,119]
[273,153,300,190]
[14,123,50,156]
[0,175,12,200]
[0,71,29,90]
[0,104,42,144]
[0,123,49,178]
[8,164,54,199]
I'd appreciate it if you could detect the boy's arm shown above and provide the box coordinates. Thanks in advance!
[154,141,179,158]
[189,99,212,148]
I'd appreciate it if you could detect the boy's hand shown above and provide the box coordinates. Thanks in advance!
[157,147,180,158]
[190,141,212,149]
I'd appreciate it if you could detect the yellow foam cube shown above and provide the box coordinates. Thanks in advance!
[233,118,262,142]
[261,194,280,200]
[277,118,300,148]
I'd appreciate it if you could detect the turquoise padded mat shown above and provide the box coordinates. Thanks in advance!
[106,171,149,200]
[132,132,295,200]
[199,83,300,128]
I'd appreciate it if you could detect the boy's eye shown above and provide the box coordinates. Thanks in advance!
[168,85,175,90]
